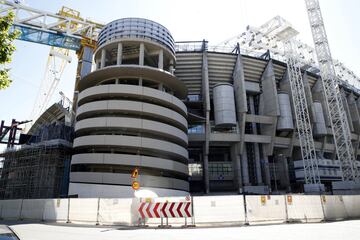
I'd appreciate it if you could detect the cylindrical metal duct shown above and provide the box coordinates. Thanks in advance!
[213,83,237,127]
[313,101,327,136]
[277,92,294,131]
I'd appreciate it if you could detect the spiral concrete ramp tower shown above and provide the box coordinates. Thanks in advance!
[69,18,189,198]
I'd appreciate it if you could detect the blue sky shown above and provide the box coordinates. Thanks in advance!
[0,0,359,135]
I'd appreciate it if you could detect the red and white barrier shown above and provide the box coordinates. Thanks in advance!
[138,202,191,218]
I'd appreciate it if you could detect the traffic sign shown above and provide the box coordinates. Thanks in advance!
[131,168,139,178]
[138,201,192,219]
[261,195,266,205]
[132,180,140,190]
[287,195,293,205]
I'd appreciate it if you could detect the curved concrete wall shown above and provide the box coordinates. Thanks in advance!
[68,183,189,198]
[73,135,188,162]
[70,172,189,191]
[313,101,327,136]
[71,18,189,198]
[277,92,294,131]
[213,84,237,127]
[78,84,187,116]
[76,100,188,132]
[75,117,188,146]
[78,66,187,99]
[71,153,188,175]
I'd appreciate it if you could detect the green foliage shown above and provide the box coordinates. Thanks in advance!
[0,69,11,89]
[0,10,20,89]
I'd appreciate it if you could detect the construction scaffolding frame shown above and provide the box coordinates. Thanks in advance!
[0,139,71,199]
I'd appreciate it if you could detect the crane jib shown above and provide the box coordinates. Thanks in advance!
[11,24,82,51]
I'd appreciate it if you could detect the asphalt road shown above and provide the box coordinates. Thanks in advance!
[5,220,360,240]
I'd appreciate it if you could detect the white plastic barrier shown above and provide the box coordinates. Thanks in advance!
[342,195,360,219]
[0,199,22,220]
[98,198,133,225]
[322,195,347,220]
[193,195,245,225]
[68,198,98,224]
[20,199,47,220]
[285,195,324,222]
[246,195,286,224]
[43,199,69,222]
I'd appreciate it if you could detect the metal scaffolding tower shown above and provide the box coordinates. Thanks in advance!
[284,40,320,185]
[226,16,321,185]
[305,0,359,181]
[261,17,321,185]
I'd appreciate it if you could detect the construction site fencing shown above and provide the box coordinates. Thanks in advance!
[0,195,359,226]
[285,195,324,222]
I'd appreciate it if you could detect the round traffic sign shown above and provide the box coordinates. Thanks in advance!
[132,180,140,190]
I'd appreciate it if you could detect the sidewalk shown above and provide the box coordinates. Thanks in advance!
[4,220,360,240]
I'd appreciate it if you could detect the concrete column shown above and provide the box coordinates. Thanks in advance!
[231,144,243,193]
[158,49,164,69]
[262,147,271,187]
[202,48,211,194]
[117,42,123,65]
[341,89,354,132]
[139,78,143,86]
[249,96,263,185]
[139,43,144,66]
[158,83,163,91]
[280,154,291,192]
[232,50,247,155]
[259,61,279,156]
[241,144,250,185]
[169,59,174,74]
[203,146,210,194]
[100,49,106,69]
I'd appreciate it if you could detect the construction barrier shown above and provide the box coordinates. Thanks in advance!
[68,198,98,224]
[321,195,348,220]
[285,195,324,222]
[246,195,286,224]
[138,201,191,219]
[98,198,133,225]
[20,199,47,220]
[343,195,360,219]
[0,199,22,220]
[43,199,69,222]
[139,196,193,226]
[193,195,245,225]
[0,194,359,226]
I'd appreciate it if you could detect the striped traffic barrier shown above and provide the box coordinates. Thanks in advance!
[138,201,192,219]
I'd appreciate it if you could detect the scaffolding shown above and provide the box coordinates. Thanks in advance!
[0,124,72,199]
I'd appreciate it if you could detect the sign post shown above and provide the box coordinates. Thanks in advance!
[131,167,140,190]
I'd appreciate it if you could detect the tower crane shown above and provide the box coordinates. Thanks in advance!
[29,47,71,127]
[0,1,104,131]
[305,0,359,185]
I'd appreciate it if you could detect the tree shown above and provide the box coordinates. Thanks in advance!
[0,10,19,89]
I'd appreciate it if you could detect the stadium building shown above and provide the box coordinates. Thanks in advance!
[66,17,360,198]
